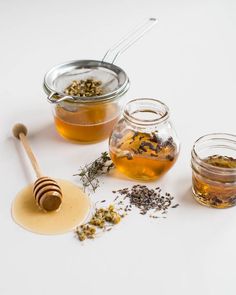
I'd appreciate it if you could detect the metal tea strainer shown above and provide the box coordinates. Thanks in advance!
[44,18,157,104]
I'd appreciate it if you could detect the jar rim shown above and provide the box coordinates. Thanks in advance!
[192,133,236,174]
[123,98,169,126]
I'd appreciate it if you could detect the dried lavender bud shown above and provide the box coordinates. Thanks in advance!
[114,185,179,218]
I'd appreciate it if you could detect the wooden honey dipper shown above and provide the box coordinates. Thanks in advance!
[13,123,62,212]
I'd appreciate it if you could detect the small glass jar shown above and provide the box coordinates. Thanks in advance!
[44,60,130,143]
[109,98,180,180]
[191,133,236,208]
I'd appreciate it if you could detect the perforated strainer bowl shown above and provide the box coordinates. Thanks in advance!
[44,60,130,104]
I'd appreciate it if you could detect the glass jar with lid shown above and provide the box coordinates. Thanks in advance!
[109,98,180,180]
[44,60,130,143]
[191,133,236,208]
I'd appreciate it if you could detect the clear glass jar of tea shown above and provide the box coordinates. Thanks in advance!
[109,98,180,180]
[191,133,236,208]
[44,60,130,143]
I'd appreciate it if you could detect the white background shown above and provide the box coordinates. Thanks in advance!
[1,0,236,294]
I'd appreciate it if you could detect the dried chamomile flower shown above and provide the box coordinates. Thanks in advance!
[64,79,103,97]
[75,203,124,242]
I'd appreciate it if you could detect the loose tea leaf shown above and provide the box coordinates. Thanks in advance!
[74,152,114,192]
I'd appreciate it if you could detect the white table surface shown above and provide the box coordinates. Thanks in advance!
[1,1,236,294]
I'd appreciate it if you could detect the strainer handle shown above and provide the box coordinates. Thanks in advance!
[47,91,74,103]
[102,17,157,64]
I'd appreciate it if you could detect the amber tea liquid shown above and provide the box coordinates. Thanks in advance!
[192,155,236,208]
[54,104,119,142]
[110,131,178,180]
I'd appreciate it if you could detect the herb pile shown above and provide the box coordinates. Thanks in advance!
[74,152,114,192]
[74,152,180,242]
[113,185,179,218]
[75,204,125,241]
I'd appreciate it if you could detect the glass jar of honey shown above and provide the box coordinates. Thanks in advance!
[44,60,130,142]
[191,133,236,208]
[109,98,180,180]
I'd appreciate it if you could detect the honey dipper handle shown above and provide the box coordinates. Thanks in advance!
[19,133,43,179]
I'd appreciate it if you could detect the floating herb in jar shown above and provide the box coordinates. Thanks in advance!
[109,130,178,180]
[192,154,236,208]
[205,155,236,168]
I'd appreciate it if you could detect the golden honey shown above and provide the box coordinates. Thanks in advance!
[110,131,178,180]
[12,179,91,235]
[54,103,119,142]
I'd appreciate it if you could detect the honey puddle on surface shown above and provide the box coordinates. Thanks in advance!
[12,179,91,235]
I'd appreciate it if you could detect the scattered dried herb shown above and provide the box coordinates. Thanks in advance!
[75,204,125,241]
[75,224,96,241]
[74,152,114,192]
[171,204,179,208]
[113,185,179,218]
[64,78,103,97]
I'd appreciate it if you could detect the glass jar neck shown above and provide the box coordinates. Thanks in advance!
[123,98,169,127]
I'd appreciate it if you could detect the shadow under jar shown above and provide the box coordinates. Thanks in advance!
[44,60,130,143]
[109,98,180,181]
[191,133,236,208]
